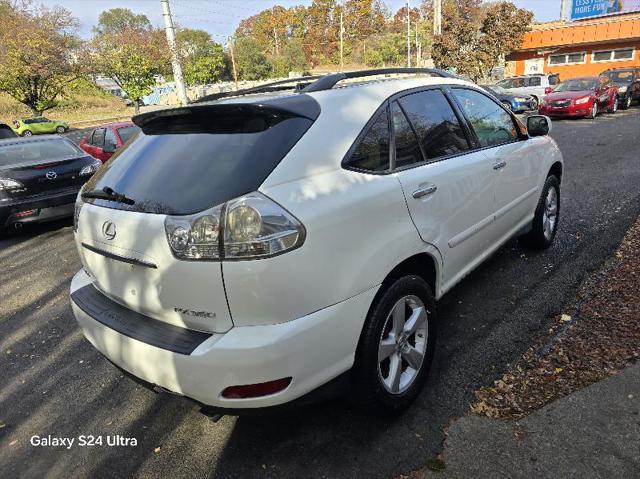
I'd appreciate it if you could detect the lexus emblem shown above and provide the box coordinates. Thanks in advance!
[45,171,57,180]
[102,221,116,240]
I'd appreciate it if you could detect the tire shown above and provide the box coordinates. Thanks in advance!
[22,130,32,137]
[351,275,437,415]
[519,175,560,249]
[530,96,539,110]
[608,97,618,113]
[621,95,632,110]
[587,102,598,119]
[56,126,65,134]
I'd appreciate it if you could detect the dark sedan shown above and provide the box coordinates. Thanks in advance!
[0,135,101,232]
[0,123,17,139]
[481,85,537,113]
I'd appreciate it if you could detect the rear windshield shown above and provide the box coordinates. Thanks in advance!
[83,108,314,215]
[603,71,634,84]
[116,125,140,144]
[0,139,83,167]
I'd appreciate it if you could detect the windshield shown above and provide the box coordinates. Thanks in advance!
[603,71,634,84]
[116,125,140,144]
[0,139,83,167]
[554,79,597,92]
[83,108,314,215]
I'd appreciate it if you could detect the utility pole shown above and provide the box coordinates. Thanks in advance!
[560,0,568,21]
[433,0,442,36]
[415,13,420,66]
[340,9,344,71]
[161,0,188,106]
[406,0,411,68]
[228,37,239,91]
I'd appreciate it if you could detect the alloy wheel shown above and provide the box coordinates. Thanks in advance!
[377,295,429,394]
[543,186,558,241]
[23,130,32,137]
[626,96,632,109]
[612,98,618,113]
[592,103,598,118]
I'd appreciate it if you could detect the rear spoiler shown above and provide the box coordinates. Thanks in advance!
[132,95,321,133]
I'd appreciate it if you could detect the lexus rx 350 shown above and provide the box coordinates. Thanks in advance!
[70,70,563,414]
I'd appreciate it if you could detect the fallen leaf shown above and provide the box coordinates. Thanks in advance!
[554,368,563,374]
[560,314,571,323]
[154,447,161,453]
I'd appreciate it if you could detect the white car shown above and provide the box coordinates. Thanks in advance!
[495,74,561,110]
[70,69,563,415]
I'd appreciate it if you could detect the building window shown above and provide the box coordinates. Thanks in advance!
[592,48,635,63]
[548,52,586,65]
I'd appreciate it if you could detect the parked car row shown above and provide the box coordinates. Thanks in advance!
[494,67,640,120]
[0,119,139,233]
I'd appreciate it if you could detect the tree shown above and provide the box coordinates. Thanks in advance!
[270,39,308,77]
[93,8,151,35]
[233,37,272,80]
[431,0,532,80]
[183,48,227,86]
[475,2,533,79]
[0,1,85,116]
[90,26,169,113]
[363,33,405,67]
[176,29,227,86]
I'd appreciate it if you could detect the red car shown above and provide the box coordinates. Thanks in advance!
[539,76,619,119]
[79,121,140,162]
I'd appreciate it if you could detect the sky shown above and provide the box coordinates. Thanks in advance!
[36,0,564,41]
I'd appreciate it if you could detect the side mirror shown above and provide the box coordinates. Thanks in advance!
[544,87,553,94]
[103,141,117,154]
[527,115,552,137]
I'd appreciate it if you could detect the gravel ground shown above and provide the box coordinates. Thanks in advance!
[1,107,640,478]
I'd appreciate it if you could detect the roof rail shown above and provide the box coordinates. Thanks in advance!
[300,68,459,93]
[194,75,323,103]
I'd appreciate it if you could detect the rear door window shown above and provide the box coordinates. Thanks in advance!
[116,125,140,144]
[451,88,518,148]
[397,89,470,161]
[344,108,390,172]
[391,102,422,169]
[83,106,315,215]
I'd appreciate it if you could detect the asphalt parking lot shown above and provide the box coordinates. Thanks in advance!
[1,107,640,478]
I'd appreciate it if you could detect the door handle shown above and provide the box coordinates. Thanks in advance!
[412,184,438,199]
[493,160,507,170]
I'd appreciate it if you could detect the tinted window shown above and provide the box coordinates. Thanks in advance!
[105,128,117,148]
[0,139,83,166]
[346,109,390,172]
[117,125,140,144]
[614,48,633,60]
[528,77,541,86]
[549,75,560,85]
[398,90,469,160]
[83,110,314,215]
[91,129,105,147]
[391,102,422,169]
[452,88,518,148]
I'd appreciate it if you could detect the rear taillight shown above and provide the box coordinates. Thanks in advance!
[165,192,305,261]
[13,121,19,128]
[221,378,292,399]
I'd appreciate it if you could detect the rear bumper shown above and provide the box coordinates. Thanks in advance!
[70,269,377,410]
[0,188,78,228]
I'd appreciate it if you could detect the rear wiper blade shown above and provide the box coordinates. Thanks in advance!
[81,186,135,205]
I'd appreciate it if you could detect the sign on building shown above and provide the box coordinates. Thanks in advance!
[571,0,640,20]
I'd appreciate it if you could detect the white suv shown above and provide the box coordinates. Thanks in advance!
[495,74,561,110]
[70,69,563,415]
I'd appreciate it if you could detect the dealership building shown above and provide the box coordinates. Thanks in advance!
[507,1,640,79]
